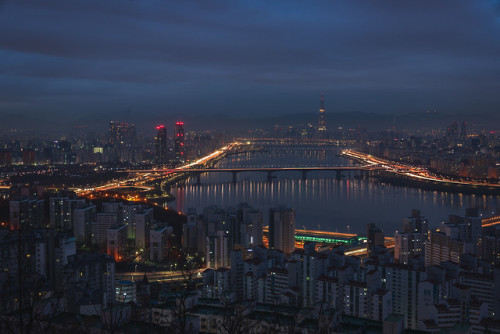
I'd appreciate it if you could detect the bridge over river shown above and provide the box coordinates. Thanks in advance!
[125,165,385,183]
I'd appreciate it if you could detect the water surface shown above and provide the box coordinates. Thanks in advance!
[169,149,499,235]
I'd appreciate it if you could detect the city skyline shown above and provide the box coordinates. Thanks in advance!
[1,1,500,131]
[1,2,500,332]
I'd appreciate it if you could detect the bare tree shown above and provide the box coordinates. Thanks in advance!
[217,294,256,334]
[0,230,70,334]
[154,261,199,334]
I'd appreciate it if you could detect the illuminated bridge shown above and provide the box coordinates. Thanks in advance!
[125,165,385,183]
[482,215,500,227]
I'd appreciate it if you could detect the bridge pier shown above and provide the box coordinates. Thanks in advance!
[302,170,307,180]
[196,173,201,185]
[232,171,238,183]
[336,170,342,180]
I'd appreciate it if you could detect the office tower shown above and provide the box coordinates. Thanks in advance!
[72,205,97,246]
[367,223,384,255]
[150,226,172,262]
[174,121,185,162]
[154,124,167,164]
[269,207,295,256]
[9,198,44,230]
[107,225,127,261]
[49,197,86,231]
[394,210,428,265]
[317,93,327,138]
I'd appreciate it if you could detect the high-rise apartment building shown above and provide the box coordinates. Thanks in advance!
[108,121,136,146]
[174,121,185,162]
[92,212,118,248]
[478,225,500,265]
[107,225,127,261]
[9,198,44,230]
[425,209,481,266]
[206,230,229,269]
[154,124,167,164]
[239,203,264,248]
[367,223,384,255]
[269,207,295,256]
[394,210,428,265]
[72,205,97,246]
[107,121,138,163]
[50,197,86,231]
[134,208,153,250]
[150,226,172,262]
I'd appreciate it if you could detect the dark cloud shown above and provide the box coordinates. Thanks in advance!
[0,0,499,131]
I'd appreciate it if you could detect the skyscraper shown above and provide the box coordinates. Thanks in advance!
[317,93,327,138]
[269,207,295,255]
[154,125,167,164]
[174,121,185,162]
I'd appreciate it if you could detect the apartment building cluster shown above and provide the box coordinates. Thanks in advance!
[0,228,116,317]
[194,207,500,333]
[4,196,500,333]
[182,203,270,267]
[10,196,174,262]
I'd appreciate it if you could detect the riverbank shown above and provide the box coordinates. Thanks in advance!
[342,151,500,196]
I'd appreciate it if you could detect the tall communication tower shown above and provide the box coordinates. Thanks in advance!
[317,93,327,138]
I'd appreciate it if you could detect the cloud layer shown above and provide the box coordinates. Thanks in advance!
[1,0,500,130]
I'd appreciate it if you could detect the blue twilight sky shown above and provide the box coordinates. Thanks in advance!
[1,0,500,131]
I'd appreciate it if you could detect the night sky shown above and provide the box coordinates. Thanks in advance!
[1,0,500,131]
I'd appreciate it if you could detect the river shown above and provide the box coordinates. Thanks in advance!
[168,148,499,235]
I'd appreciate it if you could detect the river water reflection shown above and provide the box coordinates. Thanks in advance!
[169,149,499,234]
